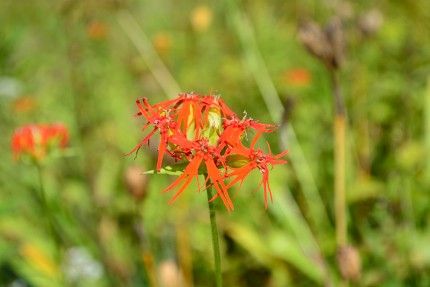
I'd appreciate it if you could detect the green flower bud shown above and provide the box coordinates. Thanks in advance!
[202,106,223,146]
[226,154,250,168]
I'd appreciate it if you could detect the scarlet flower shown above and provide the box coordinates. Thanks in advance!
[129,93,288,210]
[11,123,69,161]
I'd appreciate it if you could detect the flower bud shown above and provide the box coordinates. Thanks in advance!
[207,106,222,130]
[202,105,223,145]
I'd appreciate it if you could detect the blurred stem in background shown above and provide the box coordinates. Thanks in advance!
[205,175,223,287]
[117,10,181,97]
[298,16,355,284]
[425,76,430,183]
[331,70,347,249]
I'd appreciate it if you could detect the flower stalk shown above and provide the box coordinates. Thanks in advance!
[205,175,222,287]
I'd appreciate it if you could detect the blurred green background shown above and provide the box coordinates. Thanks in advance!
[1,0,430,286]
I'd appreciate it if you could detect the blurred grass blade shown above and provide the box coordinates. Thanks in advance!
[282,125,332,232]
[269,187,328,282]
[225,223,274,265]
[269,230,324,283]
[226,222,325,283]
[117,10,181,98]
[224,0,283,120]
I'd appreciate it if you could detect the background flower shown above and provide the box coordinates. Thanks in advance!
[11,123,69,161]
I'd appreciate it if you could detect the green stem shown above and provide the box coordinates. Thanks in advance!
[205,176,222,287]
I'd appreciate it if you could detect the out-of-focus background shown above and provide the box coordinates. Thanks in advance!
[1,0,430,286]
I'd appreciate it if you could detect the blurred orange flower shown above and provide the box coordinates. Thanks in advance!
[12,96,37,113]
[87,20,108,40]
[190,5,213,32]
[11,123,69,161]
[282,68,312,87]
[153,32,172,55]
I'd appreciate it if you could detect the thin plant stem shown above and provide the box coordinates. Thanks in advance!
[205,175,222,287]
[330,70,347,249]
[331,70,348,287]
[334,115,346,247]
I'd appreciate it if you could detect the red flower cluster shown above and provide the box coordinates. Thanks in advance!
[129,93,287,211]
[11,123,69,161]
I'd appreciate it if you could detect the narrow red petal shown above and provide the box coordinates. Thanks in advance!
[156,134,169,171]
[250,132,262,149]
[275,150,289,159]
[205,158,234,211]
[168,175,195,204]
[163,156,203,193]
[125,128,157,156]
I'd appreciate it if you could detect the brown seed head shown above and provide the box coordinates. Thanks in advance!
[298,17,345,69]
